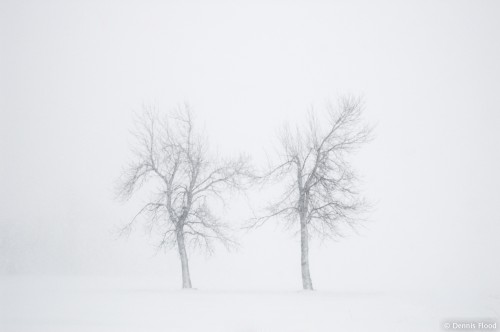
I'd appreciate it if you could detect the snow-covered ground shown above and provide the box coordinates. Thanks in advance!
[1,276,498,332]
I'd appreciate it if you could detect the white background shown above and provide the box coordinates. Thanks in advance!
[1,0,499,295]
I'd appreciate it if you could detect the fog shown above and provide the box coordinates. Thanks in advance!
[1,0,499,297]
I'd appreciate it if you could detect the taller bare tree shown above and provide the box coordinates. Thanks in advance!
[116,104,250,289]
[251,96,372,290]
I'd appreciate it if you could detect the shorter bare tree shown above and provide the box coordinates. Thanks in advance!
[251,96,373,290]
[116,104,250,289]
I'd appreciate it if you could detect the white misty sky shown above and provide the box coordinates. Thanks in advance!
[1,0,499,292]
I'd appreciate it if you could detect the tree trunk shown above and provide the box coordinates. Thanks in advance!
[176,230,192,289]
[300,219,313,290]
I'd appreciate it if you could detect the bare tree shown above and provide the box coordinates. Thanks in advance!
[116,104,250,289]
[250,96,372,290]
